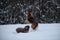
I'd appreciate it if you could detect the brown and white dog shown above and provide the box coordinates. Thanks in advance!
[26,9,38,30]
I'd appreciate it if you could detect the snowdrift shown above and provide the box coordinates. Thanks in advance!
[0,23,60,40]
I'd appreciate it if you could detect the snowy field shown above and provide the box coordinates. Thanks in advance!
[0,23,60,40]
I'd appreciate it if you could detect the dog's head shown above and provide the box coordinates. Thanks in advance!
[24,25,30,30]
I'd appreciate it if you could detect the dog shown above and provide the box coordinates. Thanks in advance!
[27,9,38,30]
[16,25,30,33]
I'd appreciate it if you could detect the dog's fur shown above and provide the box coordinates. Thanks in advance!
[27,9,38,30]
[31,22,38,30]
[16,25,30,33]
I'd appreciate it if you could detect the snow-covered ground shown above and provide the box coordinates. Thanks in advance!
[0,23,60,40]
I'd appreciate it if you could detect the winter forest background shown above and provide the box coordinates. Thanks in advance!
[0,0,60,24]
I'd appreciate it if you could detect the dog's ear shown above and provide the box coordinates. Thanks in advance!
[25,25,30,29]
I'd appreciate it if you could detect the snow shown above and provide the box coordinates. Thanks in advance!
[0,23,60,40]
